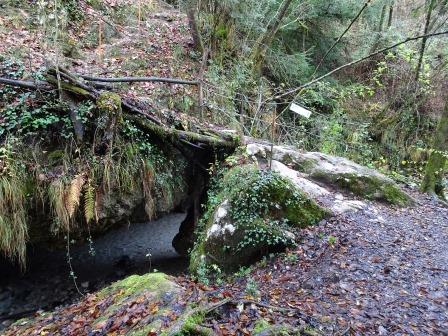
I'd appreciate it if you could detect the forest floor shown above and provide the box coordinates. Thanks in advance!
[1,0,200,122]
[2,188,447,335]
[197,188,448,335]
[169,187,448,335]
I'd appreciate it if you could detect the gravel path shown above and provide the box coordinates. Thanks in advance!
[244,189,448,335]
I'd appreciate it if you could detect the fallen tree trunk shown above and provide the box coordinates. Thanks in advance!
[126,114,238,148]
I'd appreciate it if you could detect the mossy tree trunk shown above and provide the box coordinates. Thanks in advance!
[421,97,448,197]
[370,3,387,53]
[387,1,394,28]
[186,0,203,54]
[96,92,123,153]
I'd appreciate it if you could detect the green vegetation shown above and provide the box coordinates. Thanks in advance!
[192,0,448,187]
[1,0,448,334]
[0,140,29,266]
[253,318,271,334]
[0,59,187,265]
[245,277,259,297]
[421,101,448,197]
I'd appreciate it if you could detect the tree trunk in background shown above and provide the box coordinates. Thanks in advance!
[186,1,203,54]
[387,2,394,28]
[370,4,387,52]
[421,97,448,198]
[428,1,447,36]
[251,0,294,74]
[415,0,436,82]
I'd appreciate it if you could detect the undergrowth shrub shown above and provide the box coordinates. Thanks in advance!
[0,139,29,266]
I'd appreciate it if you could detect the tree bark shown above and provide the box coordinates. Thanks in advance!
[61,91,84,143]
[416,0,436,82]
[251,0,294,74]
[421,97,448,197]
[186,0,203,54]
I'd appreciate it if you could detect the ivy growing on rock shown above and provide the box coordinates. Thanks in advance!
[190,164,329,273]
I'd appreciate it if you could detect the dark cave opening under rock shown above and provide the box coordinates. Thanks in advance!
[0,212,188,329]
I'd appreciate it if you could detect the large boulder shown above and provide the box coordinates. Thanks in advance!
[190,165,329,273]
[247,144,414,206]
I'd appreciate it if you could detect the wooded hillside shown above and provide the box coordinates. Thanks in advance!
[0,0,447,335]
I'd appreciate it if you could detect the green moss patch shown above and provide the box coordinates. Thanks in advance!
[312,171,414,206]
[98,273,173,301]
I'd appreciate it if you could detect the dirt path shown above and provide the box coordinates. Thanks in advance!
[206,189,448,335]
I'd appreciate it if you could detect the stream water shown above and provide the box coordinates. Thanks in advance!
[0,213,187,329]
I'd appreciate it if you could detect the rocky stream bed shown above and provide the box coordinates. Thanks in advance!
[0,213,187,330]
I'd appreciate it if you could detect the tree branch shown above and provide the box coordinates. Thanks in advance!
[276,30,448,100]
[313,0,372,76]
[0,78,51,90]
[79,75,199,86]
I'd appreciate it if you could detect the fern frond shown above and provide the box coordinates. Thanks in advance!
[83,181,95,224]
[65,173,86,220]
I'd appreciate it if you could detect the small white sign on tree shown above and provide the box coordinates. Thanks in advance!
[290,103,312,119]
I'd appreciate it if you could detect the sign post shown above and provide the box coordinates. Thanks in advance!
[290,103,312,119]
[269,103,312,170]
[269,107,276,170]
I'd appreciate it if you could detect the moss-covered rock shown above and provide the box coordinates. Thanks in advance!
[304,155,414,206]
[3,273,186,336]
[98,273,179,303]
[247,144,414,206]
[190,165,329,273]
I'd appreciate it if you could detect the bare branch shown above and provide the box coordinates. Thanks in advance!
[313,0,373,76]
[79,75,199,86]
[276,30,448,100]
[0,78,51,90]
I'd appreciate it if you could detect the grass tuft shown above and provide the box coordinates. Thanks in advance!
[0,163,29,267]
